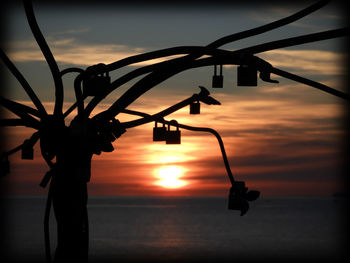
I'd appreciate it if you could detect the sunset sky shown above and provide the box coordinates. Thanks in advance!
[1,1,348,197]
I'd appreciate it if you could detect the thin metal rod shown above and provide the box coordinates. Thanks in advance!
[121,86,217,127]
[60,68,86,118]
[106,27,349,118]
[2,144,24,157]
[121,96,197,128]
[178,124,235,185]
[63,101,78,118]
[271,67,350,101]
[2,132,39,157]
[121,109,235,185]
[84,47,236,117]
[0,96,41,117]
[6,102,40,118]
[60,67,84,76]
[207,0,329,49]
[0,118,34,128]
[24,0,64,117]
[0,48,47,117]
[0,96,41,128]
[74,75,85,117]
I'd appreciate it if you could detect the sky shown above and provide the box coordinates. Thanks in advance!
[0,1,348,197]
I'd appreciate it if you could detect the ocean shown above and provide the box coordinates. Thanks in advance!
[2,196,347,262]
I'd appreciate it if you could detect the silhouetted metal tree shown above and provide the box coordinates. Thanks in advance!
[0,1,349,262]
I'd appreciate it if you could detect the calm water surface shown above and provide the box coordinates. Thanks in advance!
[3,196,347,262]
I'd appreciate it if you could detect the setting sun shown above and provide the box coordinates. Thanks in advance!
[154,166,188,189]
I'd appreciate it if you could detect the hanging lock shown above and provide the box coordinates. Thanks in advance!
[212,65,223,88]
[83,63,111,96]
[190,100,200,114]
[153,121,166,141]
[21,139,34,160]
[237,64,257,86]
[165,121,181,144]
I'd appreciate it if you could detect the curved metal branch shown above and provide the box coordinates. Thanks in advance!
[0,118,36,128]
[207,0,329,49]
[67,60,162,118]
[74,75,85,117]
[92,25,348,121]
[122,96,197,128]
[179,124,235,185]
[121,87,219,128]
[121,109,235,185]
[0,48,47,117]
[106,46,200,73]
[60,67,84,77]
[0,96,41,117]
[93,65,200,121]
[0,96,41,128]
[24,0,64,117]
[101,26,349,120]
[84,47,236,117]
[63,101,79,118]
[84,52,196,117]
[90,58,232,120]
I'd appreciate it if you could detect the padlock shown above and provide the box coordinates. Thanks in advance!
[0,156,10,176]
[237,65,257,86]
[190,101,200,114]
[165,122,181,144]
[153,121,167,141]
[83,64,111,96]
[21,139,34,160]
[212,65,223,88]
